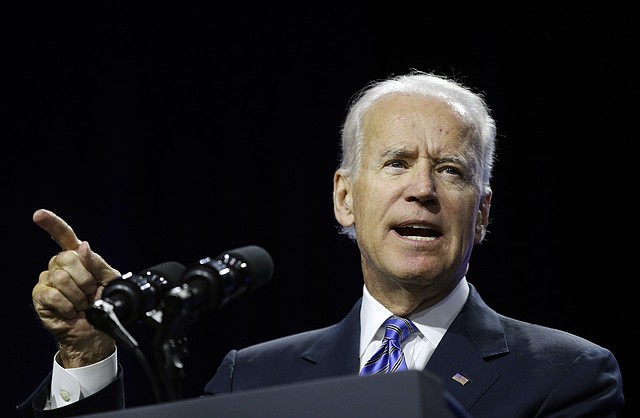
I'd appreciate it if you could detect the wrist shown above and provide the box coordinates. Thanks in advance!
[57,341,116,368]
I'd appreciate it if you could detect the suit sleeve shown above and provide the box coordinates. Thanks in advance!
[203,349,236,396]
[16,366,125,418]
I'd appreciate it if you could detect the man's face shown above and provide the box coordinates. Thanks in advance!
[335,94,490,293]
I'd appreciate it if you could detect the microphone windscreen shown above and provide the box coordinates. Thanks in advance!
[143,261,187,285]
[225,245,274,290]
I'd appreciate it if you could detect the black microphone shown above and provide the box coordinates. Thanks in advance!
[164,245,274,313]
[88,261,187,326]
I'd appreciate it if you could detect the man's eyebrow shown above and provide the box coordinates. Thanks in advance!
[380,147,412,159]
[436,155,467,165]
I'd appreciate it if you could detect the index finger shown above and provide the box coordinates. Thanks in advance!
[33,209,82,251]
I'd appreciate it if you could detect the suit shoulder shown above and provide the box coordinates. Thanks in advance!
[498,313,614,357]
[466,283,614,357]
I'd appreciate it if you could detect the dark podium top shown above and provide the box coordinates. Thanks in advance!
[77,370,458,418]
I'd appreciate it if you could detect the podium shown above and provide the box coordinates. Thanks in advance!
[78,370,459,418]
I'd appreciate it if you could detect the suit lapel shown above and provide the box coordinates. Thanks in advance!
[426,283,508,409]
[297,299,362,378]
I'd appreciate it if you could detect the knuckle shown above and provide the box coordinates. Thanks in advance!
[56,250,79,266]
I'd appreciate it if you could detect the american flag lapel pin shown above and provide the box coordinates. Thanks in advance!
[452,372,470,386]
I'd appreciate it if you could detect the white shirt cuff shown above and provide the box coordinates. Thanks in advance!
[50,347,118,409]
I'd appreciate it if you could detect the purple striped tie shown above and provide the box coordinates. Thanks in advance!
[360,316,417,375]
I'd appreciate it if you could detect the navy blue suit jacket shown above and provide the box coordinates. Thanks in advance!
[18,283,624,417]
[204,283,624,417]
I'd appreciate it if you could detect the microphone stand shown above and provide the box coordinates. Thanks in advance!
[151,291,194,402]
[89,296,196,403]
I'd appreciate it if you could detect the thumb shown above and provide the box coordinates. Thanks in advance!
[77,241,121,286]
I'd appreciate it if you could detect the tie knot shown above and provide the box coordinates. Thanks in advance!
[383,316,416,344]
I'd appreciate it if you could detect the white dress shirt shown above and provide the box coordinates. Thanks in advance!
[359,277,469,371]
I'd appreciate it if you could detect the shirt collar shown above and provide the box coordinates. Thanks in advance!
[359,277,470,356]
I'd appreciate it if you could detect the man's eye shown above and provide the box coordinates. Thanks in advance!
[386,160,406,169]
[441,166,462,176]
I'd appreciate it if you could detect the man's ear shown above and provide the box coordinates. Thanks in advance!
[333,170,355,227]
[475,190,492,244]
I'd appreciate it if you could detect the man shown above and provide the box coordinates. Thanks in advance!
[19,70,624,417]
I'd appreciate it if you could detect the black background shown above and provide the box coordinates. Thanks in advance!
[5,2,634,416]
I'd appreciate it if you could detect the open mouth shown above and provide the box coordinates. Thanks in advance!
[394,224,441,241]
